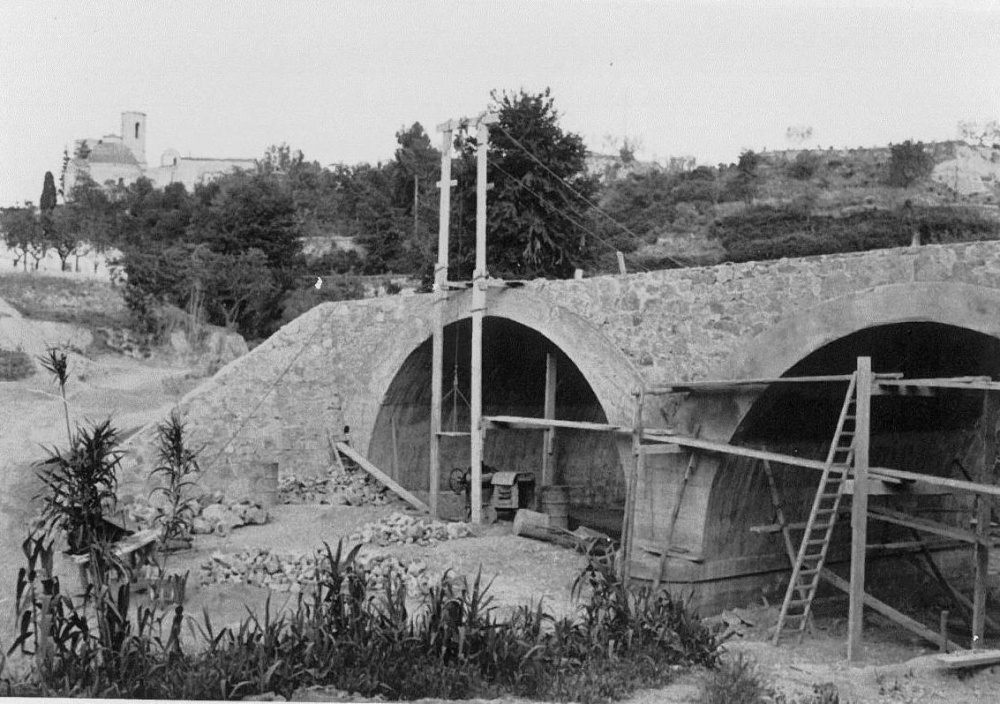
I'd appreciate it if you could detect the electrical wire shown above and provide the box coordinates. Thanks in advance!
[487,157,652,272]
[495,124,691,269]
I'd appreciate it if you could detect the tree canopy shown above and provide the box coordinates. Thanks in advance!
[452,88,599,280]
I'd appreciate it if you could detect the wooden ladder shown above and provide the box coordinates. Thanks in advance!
[773,373,859,644]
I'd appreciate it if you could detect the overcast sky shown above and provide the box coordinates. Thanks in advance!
[1,0,997,207]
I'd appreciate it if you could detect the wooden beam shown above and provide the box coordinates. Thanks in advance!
[873,467,1000,498]
[650,433,900,482]
[429,121,455,519]
[468,117,491,525]
[877,378,1000,393]
[484,415,622,433]
[937,649,1000,669]
[541,353,557,487]
[644,373,903,395]
[973,391,999,649]
[868,506,992,545]
[848,356,872,664]
[336,443,430,514]
[639,443,684,455]
[821,568,963,652]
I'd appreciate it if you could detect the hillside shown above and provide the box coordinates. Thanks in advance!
[612,141,1000,270]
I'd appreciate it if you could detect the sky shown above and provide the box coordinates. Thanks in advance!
[1,0,998,207]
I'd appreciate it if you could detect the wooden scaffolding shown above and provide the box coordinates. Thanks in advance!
[633,357,1000,663]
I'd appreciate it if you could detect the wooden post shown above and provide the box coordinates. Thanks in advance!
[390,415,400,482]
[848,356,872,664]
[469,113,497,525]
[542,352,557,488]
[973,390,997,648]
[429,120,456,518]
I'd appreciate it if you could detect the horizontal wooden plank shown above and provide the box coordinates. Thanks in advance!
[877,378,1000,394]
[936,649,1000,669]
[651,434,901,482]
[868,506,992,545]
[336,443,430,514]
[873,467,1000,498]
[483,415,622,433]
[639,443,683,455]
[644,373,903,395]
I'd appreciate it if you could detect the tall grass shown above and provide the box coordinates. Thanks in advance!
[5,540,720,701]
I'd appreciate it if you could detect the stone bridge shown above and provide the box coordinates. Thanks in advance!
[160,240,1000,609]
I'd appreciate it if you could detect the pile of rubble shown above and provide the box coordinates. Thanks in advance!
[349,511,472,547]
[198,547,449,596]
[125,490,269,537]
[279,462,398,507]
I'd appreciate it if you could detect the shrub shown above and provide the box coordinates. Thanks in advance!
[697,653,776,704]
[788,152,822,180]
[5,540,721,701]
[0,349,33,381]
[887,140,934,187]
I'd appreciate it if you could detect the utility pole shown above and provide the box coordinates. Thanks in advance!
[469,111,498,525]
[429,120,457,517]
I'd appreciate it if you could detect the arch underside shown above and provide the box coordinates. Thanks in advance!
[362,289,641,536]
[646,282,1000,610]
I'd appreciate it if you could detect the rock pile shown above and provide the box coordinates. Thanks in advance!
[279,462,399,507]
[198,547,449,596]
[349,511,472,547]
[125,490,269,537]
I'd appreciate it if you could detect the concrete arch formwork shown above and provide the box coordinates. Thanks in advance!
[358,287,642,522]
[638,281,1000,611]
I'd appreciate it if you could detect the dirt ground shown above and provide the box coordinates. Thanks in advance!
[2,310,1000,702]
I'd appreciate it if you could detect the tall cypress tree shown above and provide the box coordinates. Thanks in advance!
[40,171,58,212]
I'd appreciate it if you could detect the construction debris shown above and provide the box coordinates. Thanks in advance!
[125,491,269,537]
[198,546,454,596]
[349,511,472,547]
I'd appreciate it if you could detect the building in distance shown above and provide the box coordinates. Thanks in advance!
[64,111,255,194]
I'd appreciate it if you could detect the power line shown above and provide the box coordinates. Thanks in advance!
[494,124,690,269]
[487,157,651,273]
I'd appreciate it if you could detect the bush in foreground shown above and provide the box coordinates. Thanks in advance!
[5,542,719,701]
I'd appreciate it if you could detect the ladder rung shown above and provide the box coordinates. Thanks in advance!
[803,552,824,560]
[436,431,471,437]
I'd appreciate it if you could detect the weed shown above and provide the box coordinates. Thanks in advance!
[149,410,200,552]
[697,652,776,704]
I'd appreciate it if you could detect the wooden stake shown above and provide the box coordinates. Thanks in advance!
[973,390,998,649]
[542,352,557,488]
[336,443,430,513]
[391,415,400,482]
[848,356,872,664]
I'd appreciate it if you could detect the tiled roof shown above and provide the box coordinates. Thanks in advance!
[86,140,139,166]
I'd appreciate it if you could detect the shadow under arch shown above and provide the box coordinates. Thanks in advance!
[670,281,1000,607]
[358,287,642,525]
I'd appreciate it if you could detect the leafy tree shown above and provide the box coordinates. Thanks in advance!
[453,88,599,280]
[1,206,38,271]
[47,207,81,271]
[887,140,934,188]
[729,150,762,204]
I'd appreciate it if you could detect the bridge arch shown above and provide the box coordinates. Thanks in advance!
[681,281,1000,601]
[358,288,641,515]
